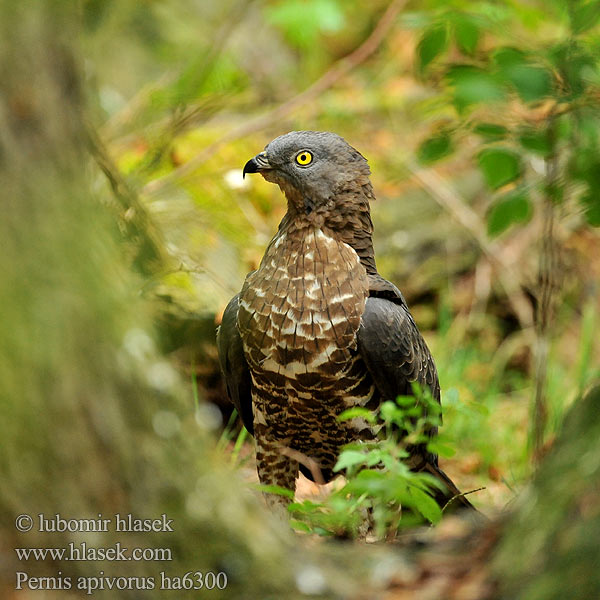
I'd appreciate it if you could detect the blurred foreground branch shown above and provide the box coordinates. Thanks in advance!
[532,126,559,463]
[86,123,166,274]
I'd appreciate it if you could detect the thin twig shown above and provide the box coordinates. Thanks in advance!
[138,262,205,293]
[280,446,326,486]
[85,122,165,272]
[143,0,407,197]
[407,161,535,331]
[441,486,486,513]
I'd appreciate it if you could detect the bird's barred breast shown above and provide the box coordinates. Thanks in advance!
[238,227,367,376]
[237,227,376,459]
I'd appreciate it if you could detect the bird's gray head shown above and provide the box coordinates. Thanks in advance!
[243,131,371,214]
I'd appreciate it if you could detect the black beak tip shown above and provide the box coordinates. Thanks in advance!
[243,157,259,179]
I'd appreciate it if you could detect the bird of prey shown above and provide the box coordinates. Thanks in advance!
[217,131,472,511]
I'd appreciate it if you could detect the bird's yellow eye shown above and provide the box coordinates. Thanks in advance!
[295,151,313,166]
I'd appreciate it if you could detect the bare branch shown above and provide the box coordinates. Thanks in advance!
[407,161,535,331]
[280,446,326,487]
[442,487,487,513]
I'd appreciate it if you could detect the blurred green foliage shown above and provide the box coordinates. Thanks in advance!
[266,0,346,49]
[494,385,600,600]
[416,0,600,235]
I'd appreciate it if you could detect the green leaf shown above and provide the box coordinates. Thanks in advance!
[504,65,553,102]
[334,450,368,472]
[581,192,600,226]
[518,128,553,157]
[494,47,553,102]
[473,123,509,141]
[550,43,594,97]
[454,16,479,55]
[395,394,417,407]
[487,191,532,236]
[408,487,442,524]
[446,66,505,110]
[380,400,404,423]
[570,0,600,34]
[266,0,345,48]
[288,500,320,514]
[345,469,389,496]
[289,519,313,533]
[255,484,295,499]
[493,47,528,68]
[337,407,376,423]
[417,131,454,164]
[364,449,387,468]
[478,147,522,190]
[427,440,457,458]
[571,154,600,221]
[417,24,448,72]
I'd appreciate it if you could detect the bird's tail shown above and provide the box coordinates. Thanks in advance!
[422,461,477,512]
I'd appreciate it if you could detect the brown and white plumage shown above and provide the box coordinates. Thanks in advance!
[217,131,472,509]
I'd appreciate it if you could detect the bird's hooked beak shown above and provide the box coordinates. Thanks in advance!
[243,151,272,179]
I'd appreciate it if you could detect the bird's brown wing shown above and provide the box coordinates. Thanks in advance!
[216,294,254,435]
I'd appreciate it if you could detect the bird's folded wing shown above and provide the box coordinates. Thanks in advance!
[357,295,441,406]
[216,294,254,435]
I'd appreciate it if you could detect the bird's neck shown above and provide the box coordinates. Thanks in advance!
[277,181,378,276]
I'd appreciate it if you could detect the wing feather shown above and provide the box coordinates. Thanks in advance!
[357,296,440,404]
[357,293,441,469]
[216,294,254,435]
